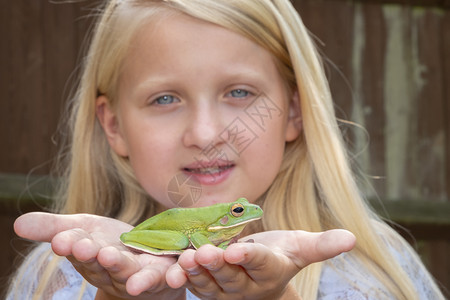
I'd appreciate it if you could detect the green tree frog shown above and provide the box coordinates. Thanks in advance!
[120,198,263,255]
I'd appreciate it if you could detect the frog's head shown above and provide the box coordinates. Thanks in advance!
[208,198,263,231]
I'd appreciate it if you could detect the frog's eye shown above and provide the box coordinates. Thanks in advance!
[231,203,245,217]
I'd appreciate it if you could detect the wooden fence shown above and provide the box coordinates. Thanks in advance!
[0,0,449,297]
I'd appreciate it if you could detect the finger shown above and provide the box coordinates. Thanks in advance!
[177,248,221,295]
[223,242,312,299]
[288,229,356,268]
[67,253,115,290]
[14,212,81,242]
[316,229,356,258]
[194,245,250,294]
[239,229,355,269]
[14,212,133,243]
[72,237,103,262]
[97,246,140,282]
[224,242,294,282]
[126,254,178,296]
[51,228,93,256]
[166,262,189,289]
[126,263,172,296]
[51,230,107,279]
[67,254,107,277]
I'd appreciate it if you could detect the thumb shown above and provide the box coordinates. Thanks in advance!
[290,229,356,268]
[14,212,129,242]
[14,212,86,242]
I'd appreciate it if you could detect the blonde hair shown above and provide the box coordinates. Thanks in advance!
[9,0,444,299]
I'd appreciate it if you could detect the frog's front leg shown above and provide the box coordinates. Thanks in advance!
[189,231,216,249]
[216,239,233,250]
[120,230,189,254]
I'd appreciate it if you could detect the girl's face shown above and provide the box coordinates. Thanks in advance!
[97,12,301,208]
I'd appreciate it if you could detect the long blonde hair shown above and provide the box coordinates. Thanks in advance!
[10,0,444,299]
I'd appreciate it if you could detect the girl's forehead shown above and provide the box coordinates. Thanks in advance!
[123,12,265,65]
[100,1,293,99]
[119,12,281,87]
[116,2,272,53]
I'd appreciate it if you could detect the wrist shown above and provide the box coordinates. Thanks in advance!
[95,290,124,300]
[95,288,187,300]
[278,284,302,300]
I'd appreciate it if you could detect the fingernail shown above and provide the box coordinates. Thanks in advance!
[203,258,218,270]
[186,265,202,276]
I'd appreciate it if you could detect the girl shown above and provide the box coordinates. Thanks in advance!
[8,0,445,299]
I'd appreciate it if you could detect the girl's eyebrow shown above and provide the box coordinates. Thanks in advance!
[132,75,180,93]
[133,69,268,91]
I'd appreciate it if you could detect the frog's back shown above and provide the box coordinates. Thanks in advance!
[133,205,222,232]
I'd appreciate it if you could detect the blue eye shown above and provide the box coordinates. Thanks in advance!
[229,89,249,98]
[153,95,177,105]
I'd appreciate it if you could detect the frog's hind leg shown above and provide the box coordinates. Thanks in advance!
[120,230,189,255]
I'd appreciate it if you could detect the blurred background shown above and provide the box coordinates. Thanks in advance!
[0,0,449,297]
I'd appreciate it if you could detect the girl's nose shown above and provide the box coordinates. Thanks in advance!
[182,103,224,150]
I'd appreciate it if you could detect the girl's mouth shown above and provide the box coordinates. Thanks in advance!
[182,161,235,185]
[184,164,233,175]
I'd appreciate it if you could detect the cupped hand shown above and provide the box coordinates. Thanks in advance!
[167,229,356,300]
[14,212,185,300]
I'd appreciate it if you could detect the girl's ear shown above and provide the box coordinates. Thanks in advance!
[285,90,302,142]
[95,95,129,157]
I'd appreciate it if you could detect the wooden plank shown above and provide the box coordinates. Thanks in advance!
[293,1,449,204]
[350,0,450,8]
[382,5,420,200]
[40,2,89,167]
[294,0,358,125]
[0,173,55,204]
[357,3,388,197]
[293,1,378,193]
[0,195,48,299]
[443,5,450,207]
[0,1,42,173]
[369,198,450,227]
[0,0,10,171]
[414,8,447,202]
[0,1,95,175]
[419,241,450,297]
